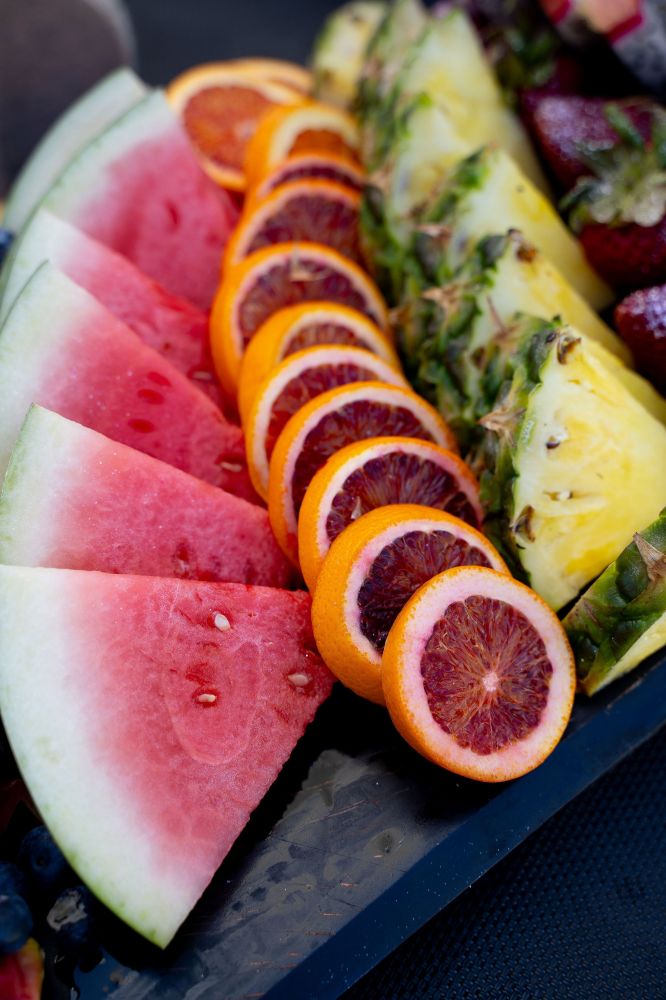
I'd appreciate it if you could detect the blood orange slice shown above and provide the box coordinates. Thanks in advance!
[383,566,576,781]
[224,179,363,267]
[245,346,407,499]
[298,437,483,591]
[222,58,312,94]
[237,302,398,425]
[250,153,364,202]
[167,66,300,191]
[267,382,457,564]
[244,101,360,188]
[210,243,388,394]
[312,505,507,704]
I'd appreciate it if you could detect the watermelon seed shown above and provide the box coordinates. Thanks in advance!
[287,673,311,687]
[192,371,214,382]
[213,613,231,631]
[219,461,244,473]
[196,691,218,705]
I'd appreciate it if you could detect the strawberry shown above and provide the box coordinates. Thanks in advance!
[532,96,654,189]
[615,284,666,394]
[562,104,666,290]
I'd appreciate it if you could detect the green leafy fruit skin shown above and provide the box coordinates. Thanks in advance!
[473,319,568,579]
[563,509,666,693]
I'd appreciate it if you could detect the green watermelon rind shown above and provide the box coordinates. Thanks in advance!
[2,68,147,234]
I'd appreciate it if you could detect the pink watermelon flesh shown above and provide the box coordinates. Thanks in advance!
[2,210,236,418]
[0,566,333,947]
[0,264,257,503]
[41,92,238,309]
[1,407,291,586]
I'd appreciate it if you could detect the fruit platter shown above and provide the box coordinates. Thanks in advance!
[1,1,665,997]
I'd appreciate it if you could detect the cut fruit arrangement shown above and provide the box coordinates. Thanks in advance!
[0,0,665,981]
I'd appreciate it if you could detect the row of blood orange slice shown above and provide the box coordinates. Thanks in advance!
[169,62,576,783]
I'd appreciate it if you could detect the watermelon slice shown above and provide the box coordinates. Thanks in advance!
[2,68,147,234]
[0,263,255,502]
[39,91,238,309]
[0,407,291,586]
[0,565,332,947]
[0,209,235,416]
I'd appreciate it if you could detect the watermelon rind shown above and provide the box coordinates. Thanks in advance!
[0,564,331,947]
[2,68,147,234]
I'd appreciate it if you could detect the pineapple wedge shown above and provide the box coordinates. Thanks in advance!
[393,10,548,192]
[564,509,666,695]
[477,322,666,610]
[431,147,613,310]
[311,2,387,110]
[398,232,666,442]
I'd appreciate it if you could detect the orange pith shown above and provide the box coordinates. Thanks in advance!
[244,101,361,189]
[382,566,576,782]
[267,381,457,565]
[249,153,364,203]
[297,437,484,592]
[245,346,408,499]
[223,179,363,268]
[210,243,388,395]
[237,302,398,426]
[167,66,301,190]
[311,505,508,706]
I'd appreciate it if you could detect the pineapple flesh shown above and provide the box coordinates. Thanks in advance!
[311,2,387,110]
[564,509,666,695]
[392,10,549,192]
[432,147,613,310]
[477,322,666,611]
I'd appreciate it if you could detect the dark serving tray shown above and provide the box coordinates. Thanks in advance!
[46,648,666,1000]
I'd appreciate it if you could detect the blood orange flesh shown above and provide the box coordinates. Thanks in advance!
[291,399,435,514]
[421,596,552,755]
[266,360,383,456]
[237,251,385,348]
[183,85,276,173]
[236,187,362,263]
[326,451,481,546]
[285,320,372,353]
[358,531,493,652]
[254,154,363,198]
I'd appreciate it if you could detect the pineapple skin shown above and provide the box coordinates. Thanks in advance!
[476,325,666,611]
[564,510,666,695]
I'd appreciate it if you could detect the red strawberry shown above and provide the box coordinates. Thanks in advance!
[532,96,654,189]
[518,54,583,135]
[615,284,666,393]
[580,219,666,290]
[562,104,666,291]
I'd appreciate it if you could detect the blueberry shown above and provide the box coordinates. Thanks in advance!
[0,893,32,955]
[0,229,13,268]
[0,863,27,900]
[47,886,94,954]
[18,825,69,895]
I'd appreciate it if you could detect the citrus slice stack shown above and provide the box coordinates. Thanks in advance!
[238,303,399,424]
[244,101,361,190]
[224,179,363,267]
[210,243,388,394]
[167,65,301,190]
[267,382,457,563]
[383,567,576,781]
[298,437,483,591]
[245,346,407,498]
[311,505,508,704]
[250,153,364,202]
